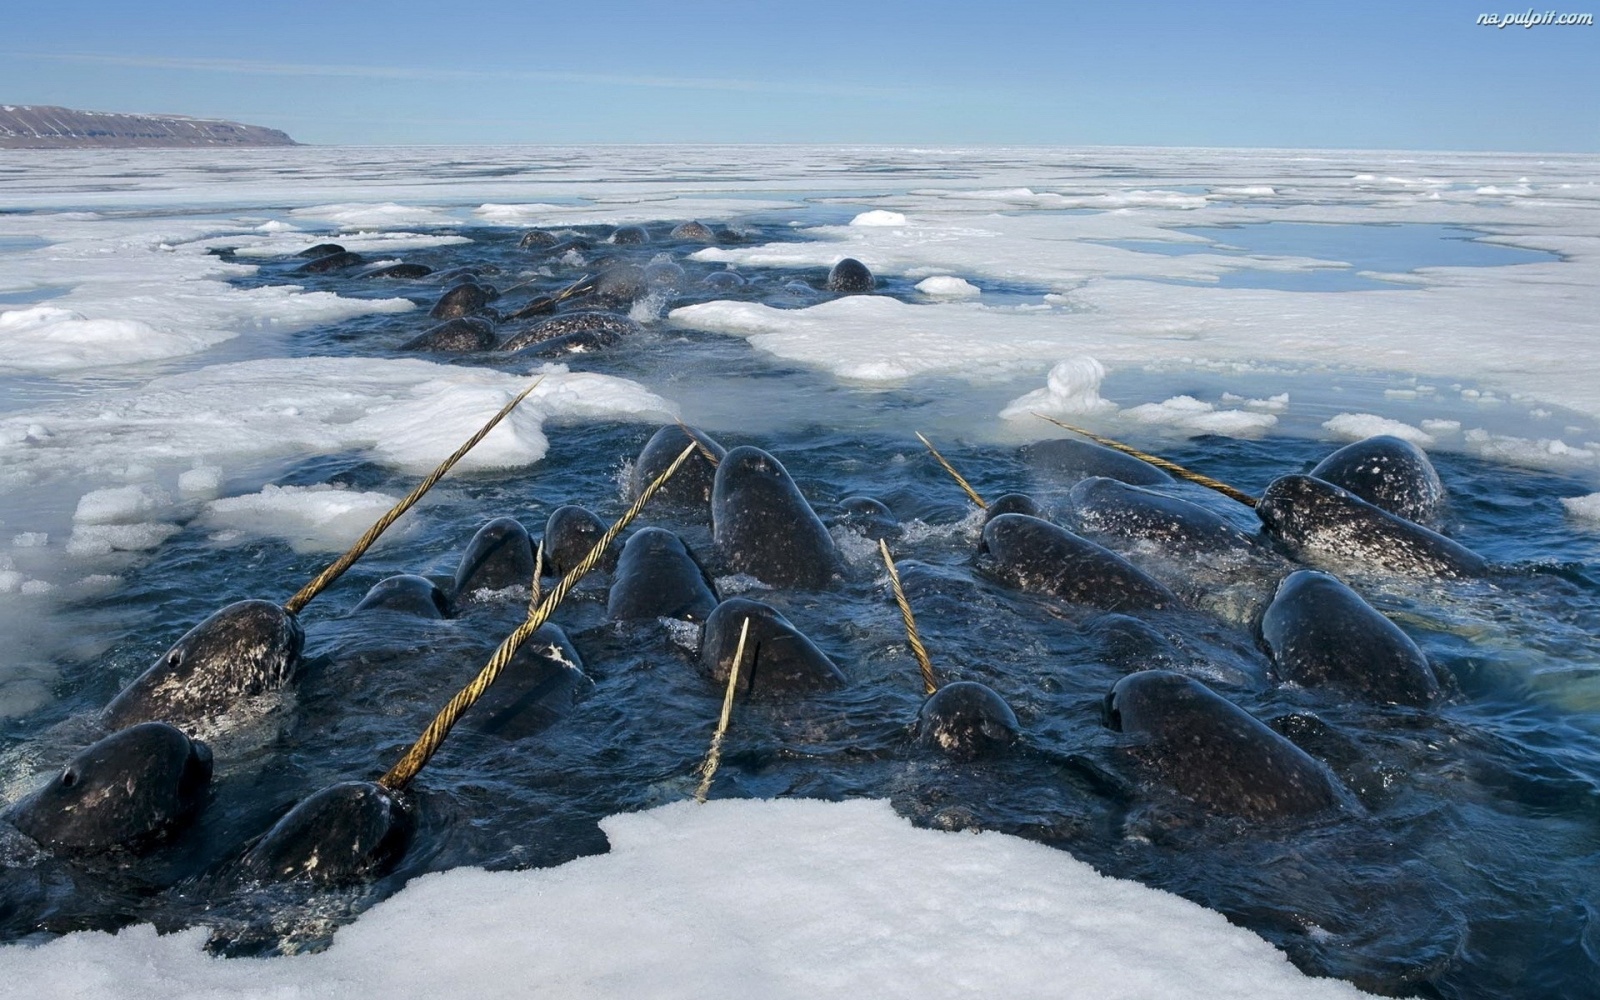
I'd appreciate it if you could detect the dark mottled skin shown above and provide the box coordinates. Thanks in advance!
[607,528,719,622]
[518,229,560,248]
[1309,435,1446,527]
[429,282,495,320]
[294,243,345,259]
[592,265,648,305]
[543,505,616,576]
[452,517,536,598]
[399,317,497,352]
[498,312,639,353]
[5,723,212,853]
[1069,477,1262,558]
[294,251,364,274]
[1020,438,1172,487]
[644,260,685,289]
[1106,670,1351,821]
[351,574,451,618]
[837,495,899,542]
[699,597,845,697]
[610,225,650,245]
[975,513,1178,611]
[102,600,304,732]
[1257,475,1486,578]
[669,220,716,243]
[361,262,433,280]
[712,446,842,589]
[984,492,1043,523]
[826,257,875,293]
[239,781,410,885]
[1261,570,1441,707]
[916,681,1019,760]
[463,623,588,739]
[628,425,726,514]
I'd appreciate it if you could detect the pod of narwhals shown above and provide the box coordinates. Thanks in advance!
[2,420,1503,897]
[282,222,880,361]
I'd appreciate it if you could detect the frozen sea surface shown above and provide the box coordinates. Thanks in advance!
[0,145,1598,1000]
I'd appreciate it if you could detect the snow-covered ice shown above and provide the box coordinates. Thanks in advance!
[0,799,1371,1000]
[199,484,412,554]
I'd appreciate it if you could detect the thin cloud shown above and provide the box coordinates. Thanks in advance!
[16,52,915,100]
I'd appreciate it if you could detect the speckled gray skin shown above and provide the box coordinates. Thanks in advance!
[4,722,212,853]
[239,781,410,885]
[543,505,616,576]
[1260,570,1441,707]
[399,316,497,352]
[975,513,1178,611]
[518,229,560,248]
[428,281,495,320]
[1020,438,1172,487]
[1309,435,1447,528]
[1069,477,1263,558]
[1256,475,1486,578]
[1106,670,1351,821]
[712,446,842,590]
[606,527,720,622]
[102,600,304,733]
[628,424,726,514]
[916,681,1019,761]
[497,311,639,354]
[452,517,536,598]
[591,265,648,305]
[699,597,845,697]
[826,257,874,293]
[669,220,716,243]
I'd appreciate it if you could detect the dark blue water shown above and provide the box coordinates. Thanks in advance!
[2,219,1597,999]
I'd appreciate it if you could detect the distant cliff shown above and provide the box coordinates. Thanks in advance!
[0,105,298,148]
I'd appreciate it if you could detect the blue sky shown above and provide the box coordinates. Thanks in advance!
[3,0,1596,149]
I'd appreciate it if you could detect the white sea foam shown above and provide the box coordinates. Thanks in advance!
[1562,493,1600,522]
[0,799,1370,1000]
